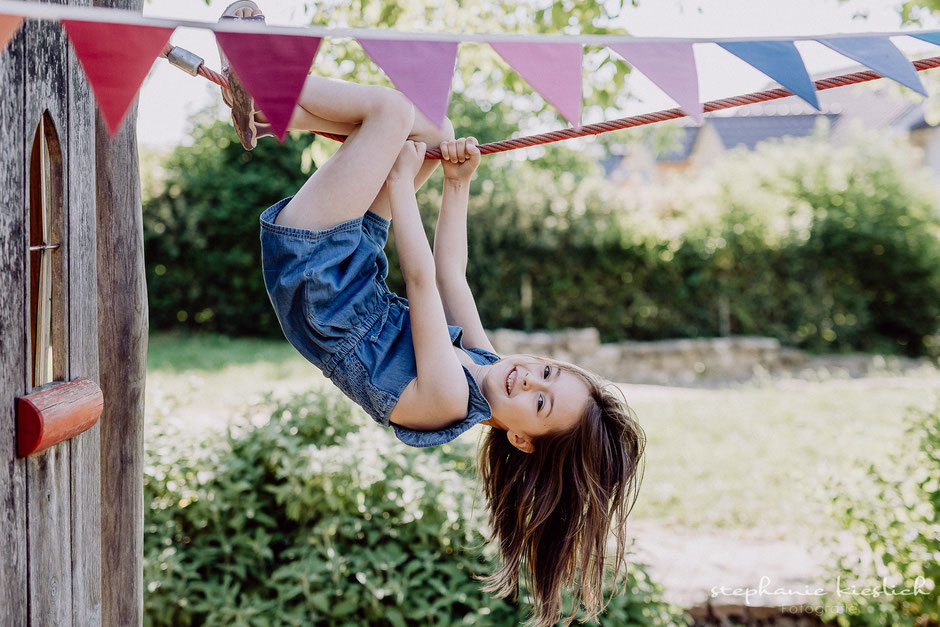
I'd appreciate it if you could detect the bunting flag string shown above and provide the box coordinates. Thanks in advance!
[61,20,174,134]
[489,42,583,128]
[817,36,927,96]
[0,13,22,52]
[0,0,938,138]
[215,31,322,139]
[607,42,703,125]
[914,31,940,46]
[358,39,459,128]
[717,41,820,109]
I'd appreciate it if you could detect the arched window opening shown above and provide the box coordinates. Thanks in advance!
[28,111,65,389]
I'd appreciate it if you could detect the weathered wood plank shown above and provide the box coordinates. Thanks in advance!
[96,0,146,623]
[25,446,73,626]
[67,0,102,620]
[25,12,74,627]
[0,20,29,627]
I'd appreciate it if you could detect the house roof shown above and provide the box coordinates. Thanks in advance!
[654,67,930,162]
[614,63,934,171]
[657,114,837,162]
[711,114,841,150]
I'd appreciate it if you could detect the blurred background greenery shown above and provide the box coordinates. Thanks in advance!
[143,115,940,356]
[139,0,940,623]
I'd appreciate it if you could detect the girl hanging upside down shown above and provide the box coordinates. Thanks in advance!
[219,3,646,625]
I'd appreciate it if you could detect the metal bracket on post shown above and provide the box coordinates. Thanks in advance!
[166,46,204,77]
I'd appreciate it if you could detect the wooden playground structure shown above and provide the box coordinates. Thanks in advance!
[0,0,146,624]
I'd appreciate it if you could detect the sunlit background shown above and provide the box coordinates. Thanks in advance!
[135,1,940,625]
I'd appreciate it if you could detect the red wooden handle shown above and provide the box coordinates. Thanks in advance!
[16,378,103,457]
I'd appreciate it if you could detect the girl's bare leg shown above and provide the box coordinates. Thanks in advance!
[271,76,413,231]
[283,96,454,222]
[270,75,455,230]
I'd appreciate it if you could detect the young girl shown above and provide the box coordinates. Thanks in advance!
[220,4,646,624]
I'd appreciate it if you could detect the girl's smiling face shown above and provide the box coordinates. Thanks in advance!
[479,357,591,453]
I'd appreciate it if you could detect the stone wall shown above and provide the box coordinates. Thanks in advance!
[487,328,807,385]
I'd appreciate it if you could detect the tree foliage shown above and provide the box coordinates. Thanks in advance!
[143,110,317,334]
[821,401,940,627]
[144,112,940,356]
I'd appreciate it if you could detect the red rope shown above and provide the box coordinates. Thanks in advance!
[161,44,940,159]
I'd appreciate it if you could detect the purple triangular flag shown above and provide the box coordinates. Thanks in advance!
[215,31,322,140]
[490,42,582,127]
[817,36,926,96]
[718,40,820,110]
[358,39,458,128]
[608,41,702,125]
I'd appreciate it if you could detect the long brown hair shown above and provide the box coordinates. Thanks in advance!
[477,360,646,626]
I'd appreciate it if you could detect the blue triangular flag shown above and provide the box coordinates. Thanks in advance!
[911,31,940,47]
[718,40,819,109]
[817,36,926,96]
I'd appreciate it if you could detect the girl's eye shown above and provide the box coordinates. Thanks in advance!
[537,395,544,412]
[544,366,550,379]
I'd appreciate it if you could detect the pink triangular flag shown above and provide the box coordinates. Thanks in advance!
[490,42,582,127]
[63,21,174,135]
[0,14,24,54]
[214,32,322,140]
[608,42,703,125]
[358,39,458,128]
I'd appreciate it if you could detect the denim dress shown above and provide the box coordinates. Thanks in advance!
[260,197,501,447]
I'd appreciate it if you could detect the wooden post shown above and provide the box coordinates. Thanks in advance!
[1,1,102,624]
[0,18,29,627]
[66,2,103,621]
[94,0,147,624]
[25,13,74,625]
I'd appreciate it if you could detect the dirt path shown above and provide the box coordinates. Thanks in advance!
[628,520,827,609]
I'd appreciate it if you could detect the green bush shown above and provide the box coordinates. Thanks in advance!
[443,129,940,355]
[820,400,940,626]
[145,112,940,355]
[143,113,316,335]
[144,389,688,626]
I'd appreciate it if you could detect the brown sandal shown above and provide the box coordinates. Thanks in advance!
[217,1,270,150]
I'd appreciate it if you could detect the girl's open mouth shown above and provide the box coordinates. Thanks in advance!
[506,367,516,396]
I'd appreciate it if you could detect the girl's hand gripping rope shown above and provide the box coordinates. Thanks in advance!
[440,137,481,183]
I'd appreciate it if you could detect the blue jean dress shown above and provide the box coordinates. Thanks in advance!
[260,196,501,447]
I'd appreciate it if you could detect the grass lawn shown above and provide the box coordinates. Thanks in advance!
[627,378,940,540]
[147,332,328,430]
[146,332,940,542]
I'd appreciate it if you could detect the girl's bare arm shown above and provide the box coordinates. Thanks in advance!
[433,138,497,353]
[385,141,469,429]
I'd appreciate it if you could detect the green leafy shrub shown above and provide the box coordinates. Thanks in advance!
[820,401,940,626]
[144,389,687,626]
[145,112,940,355]
[443,129,940,355]
[684,131,940,355]
[143,113,316,335]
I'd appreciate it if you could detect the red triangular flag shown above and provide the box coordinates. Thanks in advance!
[0,14,24,54]
[490,42,582,127]
[358,39,458,128]
[214,31,322,140]
[63,20,174,135]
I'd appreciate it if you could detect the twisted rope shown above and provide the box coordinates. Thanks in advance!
[161,43,940,160]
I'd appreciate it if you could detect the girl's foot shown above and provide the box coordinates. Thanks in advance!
[217,1,271,150]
